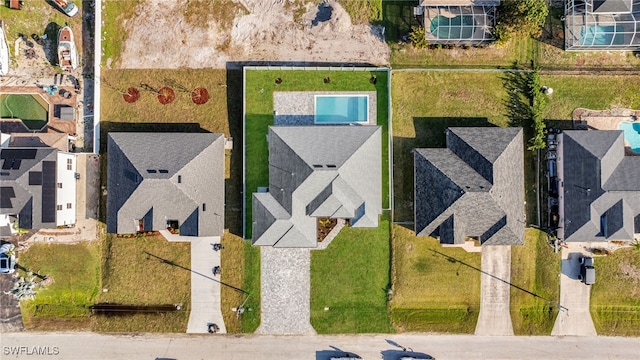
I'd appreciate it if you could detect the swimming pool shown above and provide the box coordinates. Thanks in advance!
[580,25,625,46]
[619,121,640,153]
[315,95,368,124]
[430,15,475,39]
[0,93,49,130]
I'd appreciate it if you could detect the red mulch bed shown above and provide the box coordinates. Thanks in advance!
[123,87,140,103]
[157,87,175,104]
[191,87,209,105]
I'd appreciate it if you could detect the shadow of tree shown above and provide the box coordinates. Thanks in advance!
[43,22,62,67]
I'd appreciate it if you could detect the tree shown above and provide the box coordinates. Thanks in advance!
[494,0,549,44]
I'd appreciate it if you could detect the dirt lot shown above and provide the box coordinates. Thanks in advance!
[116,0,390,69]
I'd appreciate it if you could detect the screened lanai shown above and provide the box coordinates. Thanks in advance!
[419,2,499,45]
[565,0,640,50]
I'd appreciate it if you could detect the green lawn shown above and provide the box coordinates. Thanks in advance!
[92,234,190,332]
[590,247,640,336]
[390,224,481,333]
[18,242,100,331]
[310,212,393,334]
[390,71,509,221]
[510,229,561,335]
[244,68,390,239]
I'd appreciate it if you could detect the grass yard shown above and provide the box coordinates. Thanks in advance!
[590,247,640,337]
[390,224,481,333]
[18,242,100,331]
[101,0,140,67]
[540,75,640,121]
[93,234,190,332]
[390,71,509,221]
[338,0,383,25]
[510,229,561,335]
[310,212,393,334]
[244,68,390,239]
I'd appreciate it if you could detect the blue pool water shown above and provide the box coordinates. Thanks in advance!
[315,95,368,124]
[619,122,640,153]
[430,15,475,39]
[580,25,625,46]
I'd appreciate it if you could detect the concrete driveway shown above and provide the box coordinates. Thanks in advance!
[475,245,514,336]
[552,243,597,336]
[257,247,315,335]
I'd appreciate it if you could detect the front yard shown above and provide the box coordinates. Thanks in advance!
[18,242,100,331]
[590,247,640,336]
[390,225,481,333]
[510,229,561,335]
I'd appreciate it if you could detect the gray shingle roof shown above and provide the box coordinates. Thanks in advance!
[592,0,633,13]
[252,126,382,248]
[561,130,640,241]
[1,147,58,230]
[107,133,225,237]
[414,127,524,246]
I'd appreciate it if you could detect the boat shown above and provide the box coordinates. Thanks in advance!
[52,0,79,17]
[57,26,78,71]
[0,22,9,75]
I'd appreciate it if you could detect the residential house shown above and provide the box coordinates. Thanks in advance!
[252,126,382,248]
[558,130,640,242]
[414,127,524,246]
[417,0,500,45]
[107,132,225,237]
[565,0,640,50]
[1,134,77,234]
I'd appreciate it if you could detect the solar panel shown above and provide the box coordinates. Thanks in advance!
[41,161,56,223]
[29,171,43,186]
[0,149,37,160]
[11,159,22,170]
[0,186,16,209]
[1,161,11,170]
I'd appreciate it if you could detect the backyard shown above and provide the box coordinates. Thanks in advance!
[590,246,640,336]
[390,225,481,333]
[18,242,100,331]
[510,229,561,335]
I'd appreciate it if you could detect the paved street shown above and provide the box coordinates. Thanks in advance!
[2,332,640,359]
[552,243,597,336]
[475,245,514,336]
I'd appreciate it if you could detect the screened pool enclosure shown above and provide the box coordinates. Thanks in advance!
[565,0,640,50]
[419,1,499,45]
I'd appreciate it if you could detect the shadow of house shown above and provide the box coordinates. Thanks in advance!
[414,127,525,247]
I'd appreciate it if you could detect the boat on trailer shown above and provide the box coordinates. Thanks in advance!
[0,22,9,75]
[57,26,78,71]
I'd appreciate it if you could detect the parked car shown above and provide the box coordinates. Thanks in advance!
[578,257,595,285]
[547,151,557,160]
[0,243,16,274]
[52,0,79,17]
[548,159,557,178]
[549,177,559,197]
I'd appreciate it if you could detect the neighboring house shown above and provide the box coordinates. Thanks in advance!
[558,130,640,242]
[0,143,77,233]
[417,0,500,45]
[107,133,225,237]
[565,0,640,50]
[414,127,524,246]
[252,126,382,248]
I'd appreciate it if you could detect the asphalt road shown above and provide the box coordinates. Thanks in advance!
[2,333,640,360]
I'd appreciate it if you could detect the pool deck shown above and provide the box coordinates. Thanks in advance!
[0,85,78,135]
[573,107,640,156]
[273,91,377,126]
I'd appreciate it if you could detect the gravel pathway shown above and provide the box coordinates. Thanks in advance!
[257,247,316,335]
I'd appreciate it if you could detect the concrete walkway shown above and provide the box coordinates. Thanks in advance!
[475,245,514,336]
[257,247,315,335]
[186,236,226,334]
[552,243,597,336]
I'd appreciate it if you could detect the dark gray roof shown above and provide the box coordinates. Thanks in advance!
[592,0,633,13]
[561,130,640,242]
[414,127,524,246]
[252,126,382,248]
[107,133,225,237]
[0,147,58,229]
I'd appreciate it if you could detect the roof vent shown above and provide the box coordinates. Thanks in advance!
[147,169,157,173]
[326,164,337,168]
[313,164,323,168]
[159,169,169,174]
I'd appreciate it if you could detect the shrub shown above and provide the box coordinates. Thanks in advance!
[495,0,549,44]
[409,26,429,49]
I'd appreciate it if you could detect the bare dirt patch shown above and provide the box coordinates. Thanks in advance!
[117,0,389,69]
